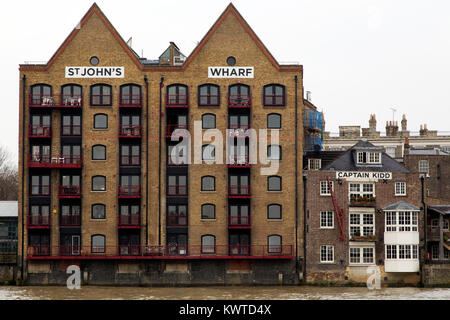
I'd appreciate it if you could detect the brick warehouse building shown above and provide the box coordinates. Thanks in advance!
[304,141,425,285]
[18,3,305,285]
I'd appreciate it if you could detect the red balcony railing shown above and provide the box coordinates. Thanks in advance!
[228,95,251,108]
[118,214,140,228]
[120,155,141,166]
[166,214,188,227]
[29,94,83,108]
[166,124,188,138]
[228,216,251,228]
[118,185,141,198]
[60,215,81,227]
[59,185,81,198]
[228,185,251,198]
[228,155,250,168]
[166,185,188,196]
[30,185,50,197]
[29,125,51,138]
[27,215,50,228]
[228,125,251,138]
[26,244,294,260]
[28,154,82,168]
[119,125,141,138]
[166,94,188,108]
[61,125,82,136]
[119,94,142,107]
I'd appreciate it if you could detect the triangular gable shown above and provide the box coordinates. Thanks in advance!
[20,3,142,71]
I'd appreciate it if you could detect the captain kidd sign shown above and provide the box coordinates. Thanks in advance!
[65,67,124,78]
[208,67,254,78]
[336,171,392,181]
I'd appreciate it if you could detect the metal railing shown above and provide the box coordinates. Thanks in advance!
[29,124,51,137]
[119,94,142,107]
[59,185,81,197]
[60,215,81,226]
[27,215,50,227]
[166,94,188,107]
[166,214,188,226]
[228,185,251,197]
[228,216,251,227]
[61,125,82,136]
[166,185,188,196]
[228,94,251,108]
[28,154,82,168]
[118,214,140,227]
[120,155,141,166]
[166,124,188,138]
[118,185,141,197]
[119,125,141,137]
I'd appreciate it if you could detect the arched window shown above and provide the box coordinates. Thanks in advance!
[120,84,142,106]
[92,204,106,219]
[228,84,251,107]
[201,235,216,253]
[61,84,82,106]
[30,84,52,105]
[92,175,106,191]
[202,113,216,129]
[90,84,112,106]
[267,145,281,160]
[201,204,216,219]
[267,113,281,129]
[202,144,215,161]
[198,84,220,106]
[263,84,285,106]
[91,234,105,253]
[166,84,188,106]
[268,204,282,219]
[268,176,282,191]
[94,113,108,129]
[268,235,282,253]
[92,145,106,160]
[201,176,215,191]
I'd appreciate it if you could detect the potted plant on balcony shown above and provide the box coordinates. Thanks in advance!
[352,231,362,240]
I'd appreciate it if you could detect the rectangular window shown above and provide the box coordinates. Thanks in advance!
[308,159,321,170]
[320,211,334,229]
[431,219,439,229]
[349,213,375,236]
[357,152,381,164]
[395,182,406,196]
[387,211,418,232]
[320,181,333,196]
[431,245,439,260]
[349,247,374,264]
[419,160,429,173]
[320,245,334,263]
[349,183,375,199]
[386,212,397,231]
[444,219,449,231]
[386,245,397,259]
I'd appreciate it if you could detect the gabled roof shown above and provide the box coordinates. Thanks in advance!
[20,3,143,71]
[322,140,409,172]
[382,201,420,211]
[0,201,18,218]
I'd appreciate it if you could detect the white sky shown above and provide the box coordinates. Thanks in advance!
[1,0,450,163]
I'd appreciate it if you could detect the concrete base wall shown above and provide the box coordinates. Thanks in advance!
[24,260,300,286]
[423,264,450,286]
[0,264,16,283]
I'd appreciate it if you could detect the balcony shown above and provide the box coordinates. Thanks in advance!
[228,125,251,138]
[350,197,376,207]
[27,215,50,229]
[118,185,141,198]
[228,155,251,168]
[28,154,82,169]
[166,94,188,108]
[118,214,140,228]
[30,185,50,197]
[228,216,251,229]
[120,155,141,167]
[228,95,251,108]
[26,244,294,260]
[60,215,81,227]
[29,94,82,108]
[166,185,188,197]
[166,214,188,227]
[119,94,142,108]
[59,185,81,198]
[29,125,51,138]
[166,124,188,138]
[350,234,377,242]
[119,125,141,138]
[228,185,251,198]
[61,125,82,137]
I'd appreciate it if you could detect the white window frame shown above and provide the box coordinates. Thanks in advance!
[431,219,439,229]
[349,246,375,265]
[349,212,375,236]
[386,244,418,260]
[443,219,449,231]
[395,182,407,196]
[385,147,396,158]
[320,245,334,263]
[349,183,375,200]
[357,152,381,164]
[320,181,333,196]
[320,211,334,229]
[385,211,418,232]
[308,158,321,170]
[419,160,429,173]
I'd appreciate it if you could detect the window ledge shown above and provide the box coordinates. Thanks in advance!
[201,219,216,222]
[267,219,283,222]
[267,191,283,193]
[200,191,216,194]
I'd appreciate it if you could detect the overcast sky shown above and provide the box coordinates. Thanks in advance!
[2,0,450,163]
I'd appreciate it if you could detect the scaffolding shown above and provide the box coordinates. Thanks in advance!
[304,109,323,151]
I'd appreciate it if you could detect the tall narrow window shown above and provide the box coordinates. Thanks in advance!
[62,114,81,135]
[61,84,82,106]
[201,235,216,253]
[167,84,188,106]
[120,84,141,106]
[92,145,106,160]
[30,84,52,105]
[91,235,105,253]
[268,235,282,253]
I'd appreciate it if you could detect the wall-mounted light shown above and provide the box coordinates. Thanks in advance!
[337,178,343,185]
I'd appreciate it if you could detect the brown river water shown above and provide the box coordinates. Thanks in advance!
[0,285,449,300]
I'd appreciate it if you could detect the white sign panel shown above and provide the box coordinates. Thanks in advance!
[208,67,254,78]
[336,171,392,181]
[65,67,124,78]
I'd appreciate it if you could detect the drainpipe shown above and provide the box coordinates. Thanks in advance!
[20,74,26,282]
[144,75,149,246]
[302,174,307,282]
[158,76,164,246]
[421,175,426,284]
[294,75,299,278]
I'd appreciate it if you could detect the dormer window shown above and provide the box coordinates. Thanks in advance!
[357,152,381,164]
[308,158,321,170]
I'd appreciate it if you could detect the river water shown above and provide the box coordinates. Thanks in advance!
[0,285,449,300]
